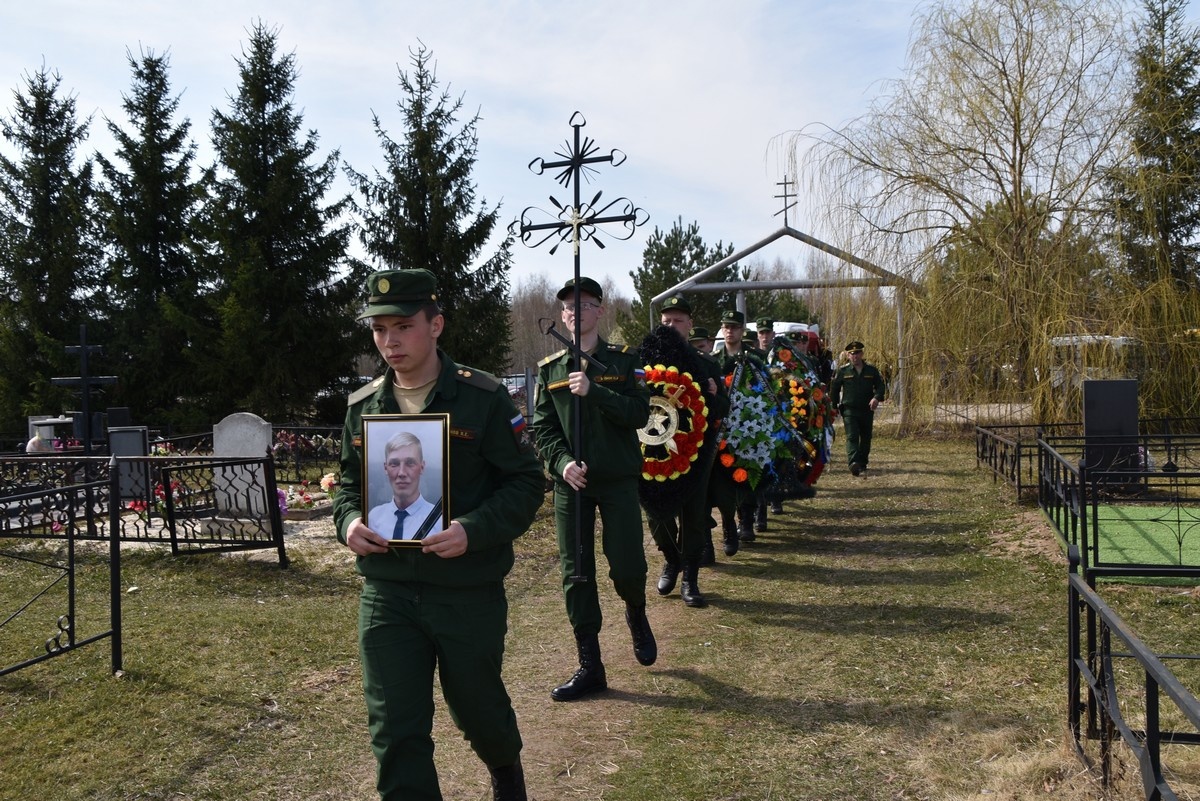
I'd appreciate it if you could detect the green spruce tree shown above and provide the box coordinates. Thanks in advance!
[346,43,513,377]
[95,48,211,427]
[203,22,358,423]
[621,217,736,345]
[1108,0,1200,290]
[0,67,100,432]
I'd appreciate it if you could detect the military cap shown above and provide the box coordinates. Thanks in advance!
[556,275,603,303]
[755,316,774,330]
[357,269,439,320]
[845,340,865,353]
[660,295,692,315]
[687,326,714,343]
[720,310,745,327]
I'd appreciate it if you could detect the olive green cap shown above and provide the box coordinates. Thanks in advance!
[556,276,603,303]
[688,326,713,342]
[755,316,774,330]
[357,269,439,320]
[660,296,692,315]
[845,340,865,353]
[720,310,745,327]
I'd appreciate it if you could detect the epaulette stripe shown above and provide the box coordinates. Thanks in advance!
[347,377,385,405]
[538,349,568,367]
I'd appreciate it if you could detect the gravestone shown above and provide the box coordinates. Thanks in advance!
[1082,379,1139,478]
[213,413,272,517]
[108,426,150,501]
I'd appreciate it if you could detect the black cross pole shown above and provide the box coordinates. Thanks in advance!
[512,112,648,584]
[50,324,117,458]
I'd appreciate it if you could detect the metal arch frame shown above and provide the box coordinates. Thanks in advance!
[648,223,916,412]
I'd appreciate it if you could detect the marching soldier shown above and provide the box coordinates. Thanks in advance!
[712,310,768,551]
[532,276,655,702]
[333,268,543,801]
[648,295,729,607]
[830,340,886,476]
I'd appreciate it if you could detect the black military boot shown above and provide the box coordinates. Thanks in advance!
[625,602,657,666]
[551,633,607,701]
[737,502,756,543]
[679,560,706,608]
[722,516,739,556]
[700,534,716,566]
[755,499,768,532]
[657,558,680,595]
[771,499,784,515]
[488,759,527,801]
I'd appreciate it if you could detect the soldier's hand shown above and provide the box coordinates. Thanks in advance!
[562,460,588,490]
[346,517,390,556]
[422,519,468,558]
[869,398,880,411]
[568,370,591,396]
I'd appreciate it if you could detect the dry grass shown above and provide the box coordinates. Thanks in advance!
[0,434,1188,800]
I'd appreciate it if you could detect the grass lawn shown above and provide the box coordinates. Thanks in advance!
[2,434,1197,800]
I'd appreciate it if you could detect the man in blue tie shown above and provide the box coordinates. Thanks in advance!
[366,432,442,539]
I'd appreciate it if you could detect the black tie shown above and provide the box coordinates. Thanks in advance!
[393,509,408,540]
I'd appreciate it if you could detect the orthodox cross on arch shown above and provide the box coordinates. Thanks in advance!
[774,175,797,228]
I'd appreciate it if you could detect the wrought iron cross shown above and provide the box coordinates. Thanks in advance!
[773,175,797,228]
[511,112,648,583]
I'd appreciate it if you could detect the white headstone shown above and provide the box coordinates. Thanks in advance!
[213,413,273,517]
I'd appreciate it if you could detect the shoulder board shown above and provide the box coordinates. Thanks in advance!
[455,367,501,391]
[347,376,385,406]
[606,343,631,354]
[538,349,568,367]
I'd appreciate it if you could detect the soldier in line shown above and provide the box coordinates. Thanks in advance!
[688,326,715,354]
[753,315,786,530]
[333,268,544,801]
[532,276,655,703]
[830,340,887,476]
[711,309,768,552]
[649,296,729,607]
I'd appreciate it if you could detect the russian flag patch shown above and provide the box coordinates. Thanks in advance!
[511,413,527,434]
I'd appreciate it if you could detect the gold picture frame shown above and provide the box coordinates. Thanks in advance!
[362,413,450,547]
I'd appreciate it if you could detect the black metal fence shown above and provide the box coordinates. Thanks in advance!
[977,417,1200,499]
[1068,547,1200,796]
[0,455,288,565]
[1038,433,1200,579]
[0,475,122,677]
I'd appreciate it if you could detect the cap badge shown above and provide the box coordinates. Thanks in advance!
[377,278,390,294]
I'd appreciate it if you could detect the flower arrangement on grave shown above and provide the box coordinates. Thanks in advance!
[285,480,316,510]
[150,441,176,456]
[319,472,340,495]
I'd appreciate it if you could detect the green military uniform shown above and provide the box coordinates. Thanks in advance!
[333,350,544,800]
[646,343,730,563]
[829,343,886,472]
[711,343,769,539]
[532,338,651,636]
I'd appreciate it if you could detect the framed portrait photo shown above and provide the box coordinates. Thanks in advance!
[362,413,450,547]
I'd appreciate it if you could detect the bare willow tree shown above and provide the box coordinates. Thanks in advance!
[788,0,1133,426]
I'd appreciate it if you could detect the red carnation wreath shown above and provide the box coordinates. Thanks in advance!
[638,364,709,482]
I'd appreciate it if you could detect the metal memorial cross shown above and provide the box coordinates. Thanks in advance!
[774,175,797,228]
[512,112,648,583]
[50,324,117,457]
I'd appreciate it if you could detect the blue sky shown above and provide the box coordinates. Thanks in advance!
[0,0,919,296]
